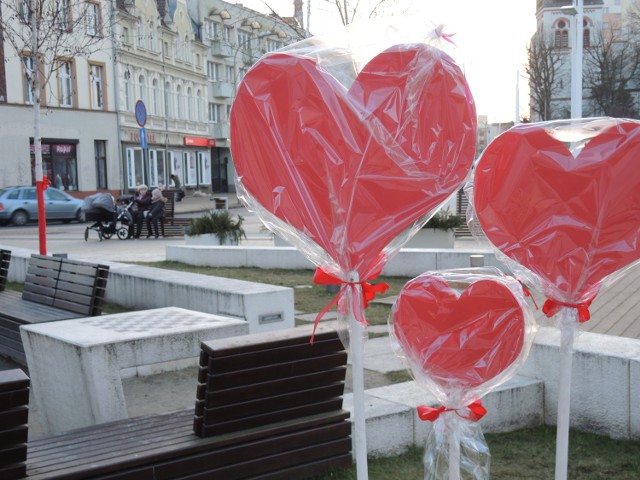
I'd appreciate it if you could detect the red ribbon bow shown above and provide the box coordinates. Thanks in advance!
[311,267,390,342]
[417,400,487,422]
[542,298,593,323]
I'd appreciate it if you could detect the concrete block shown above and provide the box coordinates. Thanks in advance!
[21,307,248,435]
[104,262,295,333]
[343,391,415,457]
[521,327,640,439]
[631,356,640,438]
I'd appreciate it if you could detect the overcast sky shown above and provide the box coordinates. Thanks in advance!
[238,0,537,122]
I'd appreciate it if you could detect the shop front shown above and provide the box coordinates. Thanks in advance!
[30,139,79,191]
[122,129,213,193]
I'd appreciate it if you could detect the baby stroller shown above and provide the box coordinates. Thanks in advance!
[83,193,131,241]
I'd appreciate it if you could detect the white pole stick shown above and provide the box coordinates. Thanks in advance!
[555,308,578,480]
[350,312,369,480]
[448,419,461,480]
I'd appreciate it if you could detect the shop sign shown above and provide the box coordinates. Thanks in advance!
[184,136,216,147]
[53,144,75,155]
[30,143,51,155]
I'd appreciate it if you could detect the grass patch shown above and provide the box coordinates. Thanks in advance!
[313,426,640,479]
[136,262,409,325]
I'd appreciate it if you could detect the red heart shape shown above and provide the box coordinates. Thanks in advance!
[393,276,525,391]
[231,44,476,277]
[474,121,640,303]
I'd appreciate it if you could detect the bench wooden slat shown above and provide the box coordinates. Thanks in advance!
[0,249,12,291]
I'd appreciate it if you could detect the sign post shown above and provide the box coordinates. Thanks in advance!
[135,100,148,185]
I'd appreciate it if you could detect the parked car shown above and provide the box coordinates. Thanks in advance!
[0,186,86,226]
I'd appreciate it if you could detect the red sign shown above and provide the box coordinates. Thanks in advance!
[184,136,215,147]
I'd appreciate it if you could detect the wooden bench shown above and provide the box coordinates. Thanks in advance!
[0,249,10,292]
[161,190,192,237]
[3,325,352,479]
[0,255,109,364]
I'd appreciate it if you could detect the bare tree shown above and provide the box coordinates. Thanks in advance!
[583,23,640,118]
[0,0,113,253]
[329,0,405,26]
[526,32,564,121]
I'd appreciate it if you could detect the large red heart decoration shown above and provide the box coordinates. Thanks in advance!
[231,44,476,277]
[474,121,640,304]
[393,276,525,391]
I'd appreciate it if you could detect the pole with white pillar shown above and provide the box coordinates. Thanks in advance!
[570,0,584,119]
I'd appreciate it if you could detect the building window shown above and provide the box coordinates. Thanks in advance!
[187,87,194,119]
[122,26,130,45]
[95,140,107,189]
[164,80,172,117]
[205,19,219,39]
[267,39,281,52]
[86,2,101,36]
[207,61,219,81]
[149,21,156,51]
[138,74,145,102]
[238,30,251,49]
[176,85,183,119]
[554,19,569,48]
[196,90,203,121]
[125,69,133,110]
[22,55,34,105]
[163,41,170,58]
[208,103,221,123]
[174,37,181,60]
[223,25,233,42]
[225,65,234,82]
[184,35,191,63]
[89,63,104,109]
[137,18,144,48]
[226,103,231,120]
[152,78,160,115]
[58,60,74,107]
[198,151,211,185]
[56,0,71,31]
[19,0,30,23]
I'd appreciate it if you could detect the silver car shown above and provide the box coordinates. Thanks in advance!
[0,186,86,226]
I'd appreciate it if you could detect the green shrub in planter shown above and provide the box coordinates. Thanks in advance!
[186,209,246,244]
[423,208,465,231]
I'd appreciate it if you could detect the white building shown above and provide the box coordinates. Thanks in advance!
[0,0,120,195]
[533,0,630,120]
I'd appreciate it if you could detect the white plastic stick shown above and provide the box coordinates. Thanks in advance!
[449,420,461,480]
[350,313,369,480]
[555,308,578,480]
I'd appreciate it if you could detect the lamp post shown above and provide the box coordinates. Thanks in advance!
[562,0,584,118]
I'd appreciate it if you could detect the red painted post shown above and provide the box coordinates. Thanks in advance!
[36,176,48,255]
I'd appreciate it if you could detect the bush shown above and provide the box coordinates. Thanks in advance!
[423,208,465,231]
[186,209,246,244]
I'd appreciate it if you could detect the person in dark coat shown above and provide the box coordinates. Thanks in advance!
[146,188,166,238]
[129,184,151,239]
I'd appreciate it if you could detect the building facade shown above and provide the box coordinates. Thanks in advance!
[0,0,302,196]
[532,0,636,121]
[0,0,120,196]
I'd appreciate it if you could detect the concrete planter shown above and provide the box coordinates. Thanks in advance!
[184,234,238,246]
[404,229,455,248]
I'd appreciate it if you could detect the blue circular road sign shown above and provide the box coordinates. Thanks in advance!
[135,100,147,127]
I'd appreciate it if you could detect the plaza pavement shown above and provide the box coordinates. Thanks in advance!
[2,190,640,437]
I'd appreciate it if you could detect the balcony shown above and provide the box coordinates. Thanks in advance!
[210,40,232,58]
[210,123,230,139]
[210,82,234,98]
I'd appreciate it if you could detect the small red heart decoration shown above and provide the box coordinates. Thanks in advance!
[393,276,525,391]
[231,44,476,277]
[474,121,640,303]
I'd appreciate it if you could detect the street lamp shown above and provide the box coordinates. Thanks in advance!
[561,0,583,118]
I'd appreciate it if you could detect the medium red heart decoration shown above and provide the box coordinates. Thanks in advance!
[474,120,640,304]
[393,276,525,390]
[231,44,476,277]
